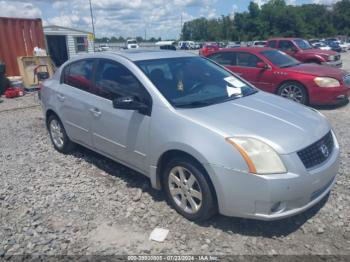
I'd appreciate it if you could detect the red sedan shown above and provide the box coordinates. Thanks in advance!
[199,43,219,57]
[206,47,350,105]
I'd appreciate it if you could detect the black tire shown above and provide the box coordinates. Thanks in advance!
[277,81,308,105]
[0,76,9,96]
[47,114,75,154]
[162,157,217,221]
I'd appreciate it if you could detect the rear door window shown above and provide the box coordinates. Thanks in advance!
[63,59,95,92]
[207,52,236,66]
[278,40,295,51]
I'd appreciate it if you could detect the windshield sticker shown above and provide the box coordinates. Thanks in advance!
[224,76,246,88]
[226,85,242,97]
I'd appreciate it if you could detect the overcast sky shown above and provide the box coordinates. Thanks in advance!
[0,0,341,39]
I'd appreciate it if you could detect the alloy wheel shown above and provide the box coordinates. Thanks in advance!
[168,166,203,214]
[280,84,305,103]
[50,119,64,148]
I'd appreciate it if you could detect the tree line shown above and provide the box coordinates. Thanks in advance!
[181,0,350,41]
[95,36,163,43]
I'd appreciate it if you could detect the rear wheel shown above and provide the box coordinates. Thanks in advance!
[163,157,216,221]
[47,114,75,153]
[278,82,308,105]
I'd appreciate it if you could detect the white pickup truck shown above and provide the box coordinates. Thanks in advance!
[126,39,139,49]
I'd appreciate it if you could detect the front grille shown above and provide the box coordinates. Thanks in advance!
[297,132,334,169]
[344,75,350,87]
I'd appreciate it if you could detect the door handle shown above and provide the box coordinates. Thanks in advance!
[56,93,65,102]
[89,108,102,117]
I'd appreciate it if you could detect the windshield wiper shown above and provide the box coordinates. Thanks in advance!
[175,91,257,108]
[280,63,301,68]
[175,100,213,108]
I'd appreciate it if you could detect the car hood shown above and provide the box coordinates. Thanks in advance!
[301,48,337,56]
[286,63,347,79]
[179,92,331,154]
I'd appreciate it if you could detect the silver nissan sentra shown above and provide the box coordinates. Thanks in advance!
[40,50,340,221]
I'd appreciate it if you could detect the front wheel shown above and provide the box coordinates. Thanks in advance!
[163,158,217,221]
[277,82,308,105]
[47,115,75,154]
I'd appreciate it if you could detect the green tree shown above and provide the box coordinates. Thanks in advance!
[181,0,348,41]
[333,0,350,35]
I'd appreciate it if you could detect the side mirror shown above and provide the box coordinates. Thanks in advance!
[112,96,150,115]
[256,62,269,69]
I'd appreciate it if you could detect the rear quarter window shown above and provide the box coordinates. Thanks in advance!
[267,41,277,48]
[62,59,95,92]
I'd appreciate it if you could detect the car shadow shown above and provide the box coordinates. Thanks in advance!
[69,145,329,238]
[198,194,328,238]
[71,145,165,203]
[312,99,349,110]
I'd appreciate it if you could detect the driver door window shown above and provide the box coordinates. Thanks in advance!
[93,60,148,104]
[233,52,265,89]
[236,52,262,68]
[208,52,236,66]
[279,41,296,52]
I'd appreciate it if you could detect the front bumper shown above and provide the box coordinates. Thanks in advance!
[204,132,340,221]
[309,85,350,105]
[322,60,342,68]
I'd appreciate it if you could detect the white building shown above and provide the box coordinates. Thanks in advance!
[43,25,94,66]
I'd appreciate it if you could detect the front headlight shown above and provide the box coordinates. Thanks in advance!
[328,55,335,61]
[314,77,340,88]
[226,137,287,175]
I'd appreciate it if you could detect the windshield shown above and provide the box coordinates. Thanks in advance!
[261,50,301,68]
[294,39,313,50]
[128,40,137,44]
[136,57,257,108]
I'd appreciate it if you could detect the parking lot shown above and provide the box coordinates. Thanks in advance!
[342,52,350,72]
[0,52,350,257]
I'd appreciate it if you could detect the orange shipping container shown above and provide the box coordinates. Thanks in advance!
[0,17,45,76]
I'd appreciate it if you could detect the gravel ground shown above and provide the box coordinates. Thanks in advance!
[1,62,350,258]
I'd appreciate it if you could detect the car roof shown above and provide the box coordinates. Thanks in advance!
[213,47,274,54]
[113,50,197,61]
[69,49,197,63]
[268,38,302,41]
[109,50,197,61]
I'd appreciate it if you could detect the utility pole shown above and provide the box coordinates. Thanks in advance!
[89,0,96,51]
[180,14,183,40]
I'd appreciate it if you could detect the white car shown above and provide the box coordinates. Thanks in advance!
[252,41,267,47]
[96,44,110,52]
[178,41,195,50]
[339,42,348,52]
[312,42,331,51]
[126,39,139,49]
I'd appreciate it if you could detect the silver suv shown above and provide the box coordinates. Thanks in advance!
[41,50,339,221]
